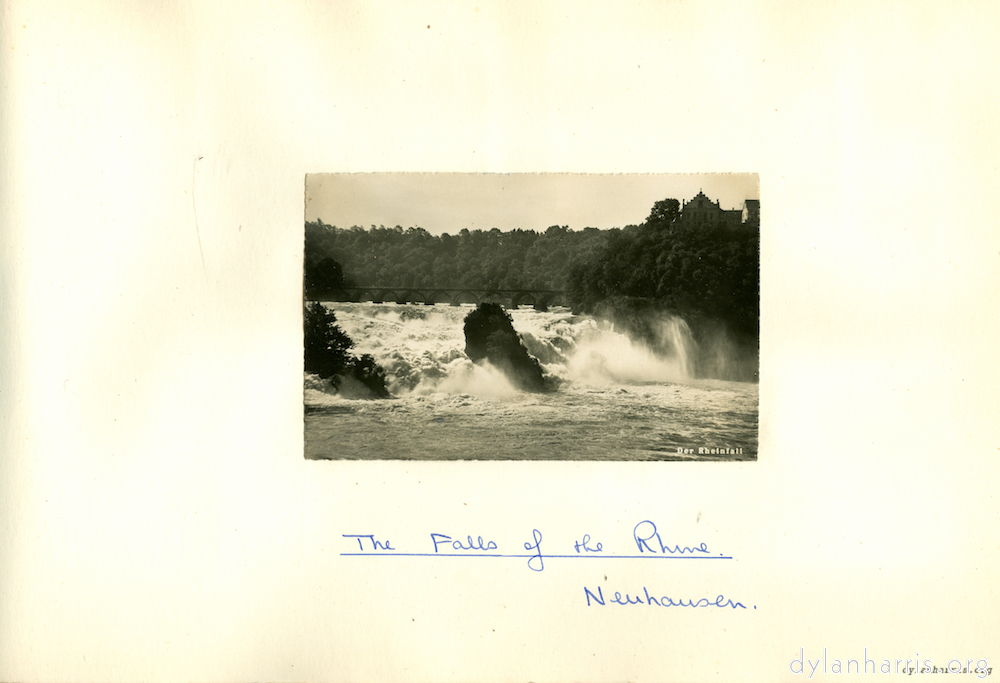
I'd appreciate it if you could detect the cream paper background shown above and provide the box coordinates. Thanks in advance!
[2,1,998,681]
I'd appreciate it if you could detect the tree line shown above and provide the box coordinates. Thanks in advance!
[305,221,607,292]
[567,201,758,341]
[305,197,758,341]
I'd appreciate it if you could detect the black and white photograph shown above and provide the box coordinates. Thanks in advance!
[304,173,759,460]
[8,1,1000,680]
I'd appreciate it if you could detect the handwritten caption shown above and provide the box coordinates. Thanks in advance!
[342,519,749,609]
[342,519,730,573]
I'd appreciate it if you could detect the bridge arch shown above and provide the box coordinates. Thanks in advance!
[479,290,505,306]
[538,292,569,309]
[510,291,535,308]
[448,290,479,306]
[426,290,450,306]
[412,290,441,305]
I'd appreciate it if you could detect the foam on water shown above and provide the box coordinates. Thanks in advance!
[312,302,700,402]
[304,303,757,460]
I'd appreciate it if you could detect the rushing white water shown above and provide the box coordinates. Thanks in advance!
[305,303,757,460]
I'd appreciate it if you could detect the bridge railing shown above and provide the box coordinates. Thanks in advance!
[308,286,567,310]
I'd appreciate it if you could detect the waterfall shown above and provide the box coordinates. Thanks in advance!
[310,303,702,398]
[655,315,699,378]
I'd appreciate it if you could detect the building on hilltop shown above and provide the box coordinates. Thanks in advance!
[679,190,758,231]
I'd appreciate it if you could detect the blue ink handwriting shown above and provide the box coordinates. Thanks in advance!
[342,534,394,551]
[431,533,498,553]
[574,534,604,553]
[524,529,544,572]
[340,520,729,572]
[633,520,709,555]
[584,586,747,609]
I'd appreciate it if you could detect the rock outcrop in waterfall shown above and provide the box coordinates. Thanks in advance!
[463,303,554,393]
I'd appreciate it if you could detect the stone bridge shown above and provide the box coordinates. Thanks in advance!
[311,286,568,310]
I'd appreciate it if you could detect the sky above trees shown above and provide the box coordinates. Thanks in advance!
[306,173,759,236]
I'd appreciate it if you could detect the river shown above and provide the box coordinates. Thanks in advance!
[304,302,757,460]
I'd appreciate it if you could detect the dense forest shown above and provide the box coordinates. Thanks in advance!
[567,201,759,342]
[305,220,607,292]
[305,196,759,360]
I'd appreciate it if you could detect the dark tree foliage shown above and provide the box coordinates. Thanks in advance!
[646,198,680,225]
[305,195,758,348]
[350,354,390,397]
[304,256,347,298]
[305,220,353,298]
[567,219,759,342]
[463,303,553,393]
[304,220,607,292]
[304,302,389,398]
[304,302,354,382]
